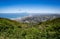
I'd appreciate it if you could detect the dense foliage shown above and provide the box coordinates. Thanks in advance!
[0,18,60,39]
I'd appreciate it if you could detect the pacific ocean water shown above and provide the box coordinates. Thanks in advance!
[0,13,29,18]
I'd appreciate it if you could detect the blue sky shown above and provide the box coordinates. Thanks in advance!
[0,0,60,14]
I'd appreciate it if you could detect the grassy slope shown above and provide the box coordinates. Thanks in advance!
[39,18,60,39]
[0,18,60,39]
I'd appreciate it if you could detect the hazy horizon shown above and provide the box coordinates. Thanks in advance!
[0,13,60,19]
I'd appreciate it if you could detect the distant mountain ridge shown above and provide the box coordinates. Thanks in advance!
[15,14,60,23]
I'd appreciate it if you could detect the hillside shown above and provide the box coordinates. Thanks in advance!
[16,14,60,23]
[38,18,60,39]
[0,18,60,39]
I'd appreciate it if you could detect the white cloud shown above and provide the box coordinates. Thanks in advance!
[0,6,60,14]
[0,7,26,13]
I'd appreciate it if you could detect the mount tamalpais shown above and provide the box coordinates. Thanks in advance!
[14,14,60,23]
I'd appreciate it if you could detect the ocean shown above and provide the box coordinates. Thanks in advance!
[0,13,29,18]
